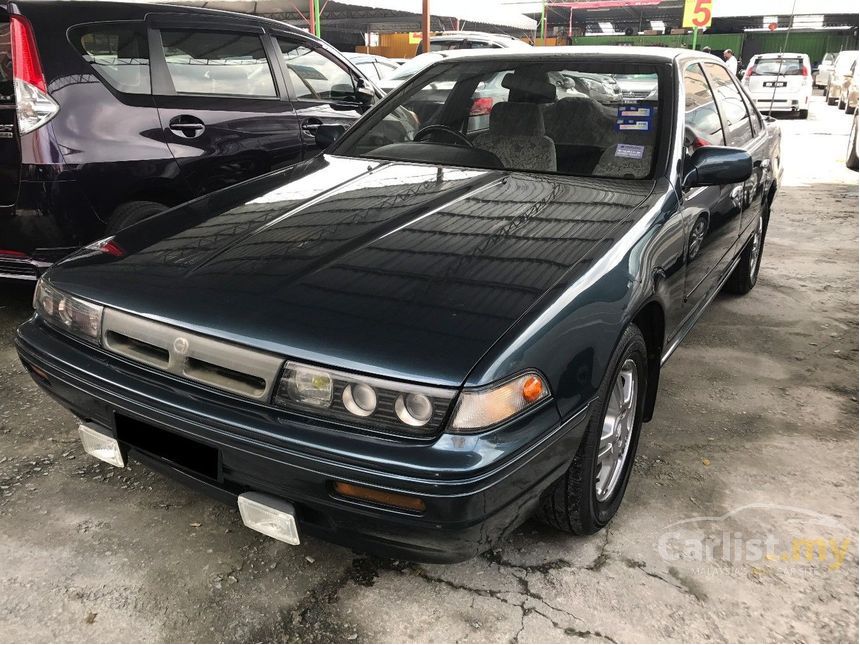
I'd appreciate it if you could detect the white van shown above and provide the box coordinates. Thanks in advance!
[742,52,812,119]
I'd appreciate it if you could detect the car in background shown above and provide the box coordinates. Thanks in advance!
[814,52,836,89]
[741,52,812,119]
[613,73,659,100]
[416,31,532,55]
[826,50,859,107]
[342,52,400,83]
[836,60,857,114]
[0,0,377,281]
[17,47,781,563]
[563,71,623,104]
[376,50,475,93]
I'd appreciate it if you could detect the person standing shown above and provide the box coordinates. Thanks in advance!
[723,49,739,75]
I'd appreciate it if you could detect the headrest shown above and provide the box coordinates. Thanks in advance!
[489,102,546,137]
[501,72,556,103]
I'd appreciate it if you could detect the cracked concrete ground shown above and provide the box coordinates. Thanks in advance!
[1,96,857,643]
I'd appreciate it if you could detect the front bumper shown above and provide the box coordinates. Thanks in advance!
[16,318,588,563]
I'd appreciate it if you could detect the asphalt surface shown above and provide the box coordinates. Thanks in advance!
[1,95,857,643]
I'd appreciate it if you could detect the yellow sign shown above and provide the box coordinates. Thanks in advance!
[682,0,713,29]
[408,31,422,44]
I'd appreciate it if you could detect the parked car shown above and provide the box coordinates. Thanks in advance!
[341,52,400,83]
[847,109,859,171]
[741,52,812,119]
[826,50,859,106]
[0,0,377,281]
[814,52,836,89]
[563,71,623,103]
[416,30,532,55]
[837,60,857,114]
[17,47,781,563]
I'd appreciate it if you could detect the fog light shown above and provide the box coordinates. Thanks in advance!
[333,481,426,512]
[78,422,125,467]
[237,492,301,545]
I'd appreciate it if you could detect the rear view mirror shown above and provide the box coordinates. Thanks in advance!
[315,124,346,148]
[683,146,752,188]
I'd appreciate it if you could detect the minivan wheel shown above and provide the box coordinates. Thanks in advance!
[724,212,765,295]
[798,109,809,119]
[536,324,647,535]
[107,201,168,234]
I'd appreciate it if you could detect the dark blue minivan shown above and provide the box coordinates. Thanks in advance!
[0,0,375,280]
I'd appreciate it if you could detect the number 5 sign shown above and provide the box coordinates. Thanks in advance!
[683,0,713,29]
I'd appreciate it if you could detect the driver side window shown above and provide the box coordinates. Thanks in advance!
[278,39,355,101]
[683,62,726,154]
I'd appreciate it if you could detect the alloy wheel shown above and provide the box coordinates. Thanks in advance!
[595,358,638,502]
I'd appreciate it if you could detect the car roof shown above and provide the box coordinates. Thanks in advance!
[417,45,704,64]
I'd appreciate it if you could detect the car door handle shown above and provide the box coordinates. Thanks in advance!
[168,115,206,139]
[301,118,322,134]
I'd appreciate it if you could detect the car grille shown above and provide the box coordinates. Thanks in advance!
[0,257,39,280]
[622,90,652,99]
[101,309,284,401]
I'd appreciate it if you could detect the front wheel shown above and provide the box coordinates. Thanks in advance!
[724,212,764,295]
[536,324,647,535]
[798,109,809,119]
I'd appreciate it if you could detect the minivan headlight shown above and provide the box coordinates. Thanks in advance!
[33,278,103,344]
[273,361,456,437]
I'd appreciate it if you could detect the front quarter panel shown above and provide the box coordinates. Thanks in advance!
[465,181,683,420]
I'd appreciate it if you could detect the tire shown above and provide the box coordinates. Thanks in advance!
[837,95,847,110]
[798,109,809,119]
[827,89,838,106]
[107,200,168,234]
[846,103,856,116]
[724,210,765,295]
[536,324,648,535]
[847,116,859,171]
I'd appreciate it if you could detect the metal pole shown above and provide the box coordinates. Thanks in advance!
[308,0,315,35]
[422,0,430,56]
[313,0,321,38]
[692,26,698,50]
[540,0,547,45]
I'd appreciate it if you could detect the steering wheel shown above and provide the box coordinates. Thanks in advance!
[413,125,474,147]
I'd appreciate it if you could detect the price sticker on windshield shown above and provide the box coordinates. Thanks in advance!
[682,0,713,29]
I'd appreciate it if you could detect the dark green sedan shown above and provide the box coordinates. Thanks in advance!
[17,47,782,562]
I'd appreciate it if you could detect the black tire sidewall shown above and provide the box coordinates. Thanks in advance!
[581,324,648,528]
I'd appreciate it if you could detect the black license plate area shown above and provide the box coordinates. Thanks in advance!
[115,414,219,480]
[764,81,787,87]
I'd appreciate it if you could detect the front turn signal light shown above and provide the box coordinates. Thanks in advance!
[449,371,550,432]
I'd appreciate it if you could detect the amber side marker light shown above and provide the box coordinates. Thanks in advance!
[333,481,426,513]
[521,374,545,403]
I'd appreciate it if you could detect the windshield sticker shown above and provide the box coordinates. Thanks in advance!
[618,105,652,118]
[616,118,652,131]
[615,144,645,159]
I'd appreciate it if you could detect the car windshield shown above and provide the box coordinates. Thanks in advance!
[752,58,804,75]
[333,58,662,179]
[387,53,443,82]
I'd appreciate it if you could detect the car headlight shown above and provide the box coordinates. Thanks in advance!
[273,361,456,437]
[449,372,550,431]
[33,278,104,344]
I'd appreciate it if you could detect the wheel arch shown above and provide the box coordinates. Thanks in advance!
[631,300,665,423]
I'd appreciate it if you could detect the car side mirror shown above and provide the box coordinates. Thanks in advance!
[683,146,752,188]
[315,124,347,148]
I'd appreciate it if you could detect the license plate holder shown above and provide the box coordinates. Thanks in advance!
[763,81,787,87]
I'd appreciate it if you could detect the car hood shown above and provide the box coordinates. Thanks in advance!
[50,155,655,386]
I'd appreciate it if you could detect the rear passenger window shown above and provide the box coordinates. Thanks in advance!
[73,24,150,95]
[278,39,355,101]
[683,63,725,150]
[703,62,754,146]
[160,30,276,97]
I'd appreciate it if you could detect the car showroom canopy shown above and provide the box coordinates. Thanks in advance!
[162,0,538,32]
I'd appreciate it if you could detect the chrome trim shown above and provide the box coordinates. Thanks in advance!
[101,309,283,401]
